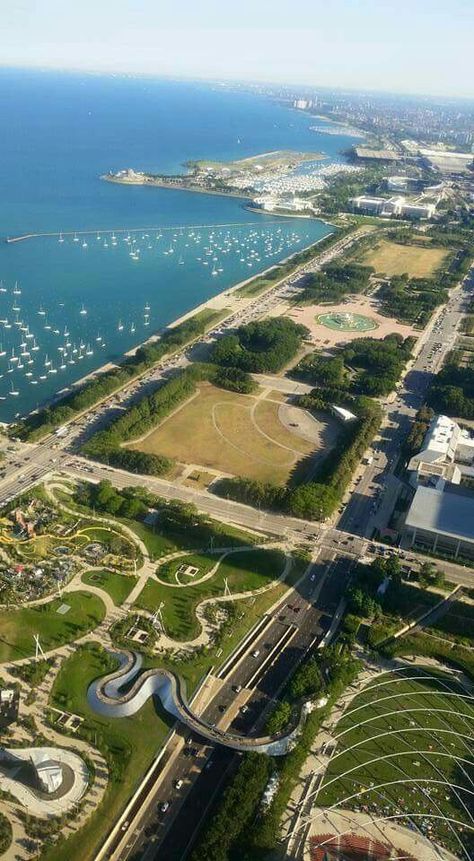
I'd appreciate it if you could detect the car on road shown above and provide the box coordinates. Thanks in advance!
[240,704,249,714]
[160,801,170,813]
[174,779,183,790]
[251,649,260,658]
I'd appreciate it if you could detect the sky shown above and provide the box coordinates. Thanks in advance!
[2,0,473,99]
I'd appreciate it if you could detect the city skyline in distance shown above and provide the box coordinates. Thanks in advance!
[2,0,473,100]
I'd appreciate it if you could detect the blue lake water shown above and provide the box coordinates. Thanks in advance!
[0,70,355,421]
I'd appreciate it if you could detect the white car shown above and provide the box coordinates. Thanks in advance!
[251,649,260,658]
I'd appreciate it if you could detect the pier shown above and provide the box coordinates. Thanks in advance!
[4,219,293,245]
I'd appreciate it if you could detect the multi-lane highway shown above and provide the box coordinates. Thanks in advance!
[0,228,472,861]
[110,549,352,861]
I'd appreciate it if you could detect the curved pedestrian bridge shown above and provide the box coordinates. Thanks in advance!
[87,649,306,756]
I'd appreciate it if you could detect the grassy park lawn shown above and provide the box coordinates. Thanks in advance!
[46,643,171,861]
[317,668,473,855]
[156,552,217,585]
[81,570,138,605]
[360,240,449,278]
[0,592,106,662]
[127,383,319,485]
[135,548,288,640]
[126,515,259,563]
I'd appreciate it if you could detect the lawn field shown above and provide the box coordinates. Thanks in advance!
[316,667,474,857]
[81,569,138,605]
[0,591,106,662]
[46,643,171,861]
[127,383,329,485]
[135,547,287,640]
[360,240,449,278]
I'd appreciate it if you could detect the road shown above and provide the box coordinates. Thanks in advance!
[337,268,473,540]
[112,549,353,861]
[0,235,472,860]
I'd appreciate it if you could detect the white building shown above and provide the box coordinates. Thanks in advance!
[293,99,313,111]
[331,404,358,423]
[350,194,436,220]
[253,194,315,213]
[408,414,474,490]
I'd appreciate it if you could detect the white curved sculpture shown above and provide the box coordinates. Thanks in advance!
[87,649,306,755]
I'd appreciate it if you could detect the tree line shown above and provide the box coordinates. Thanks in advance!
[295,333,415,398]
[210,317,308,375]
[428,353,474,419]
[10,310,223,442]
[189,647,360,861]
[216,393,382,521]
[379,235,474,327]
[301,261,374,304]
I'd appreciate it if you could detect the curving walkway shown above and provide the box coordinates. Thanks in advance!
[87,648,309,756]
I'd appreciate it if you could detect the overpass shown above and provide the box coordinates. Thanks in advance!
[87,649,310,756]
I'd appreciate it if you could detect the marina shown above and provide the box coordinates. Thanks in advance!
[0,71,355,423]
[0,218,332,420]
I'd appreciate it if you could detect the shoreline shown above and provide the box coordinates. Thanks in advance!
[101,174,252,201]
[17,228,335,422]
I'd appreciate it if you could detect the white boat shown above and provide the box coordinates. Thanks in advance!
[82,240,88,248]
[117,320,124,331]
[80,305,87,315]
[12,282,21,295]
[30,380,38,385]
[0,345,5,357]
[38,306,46,316]
[130,323,136,334]
[73,233,79,242]
[58,232,64,243]
[10,348,18,364]
[44,355,51,367]
[9,382,19,396]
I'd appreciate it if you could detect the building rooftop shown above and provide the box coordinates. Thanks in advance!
[405,485,474,543]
